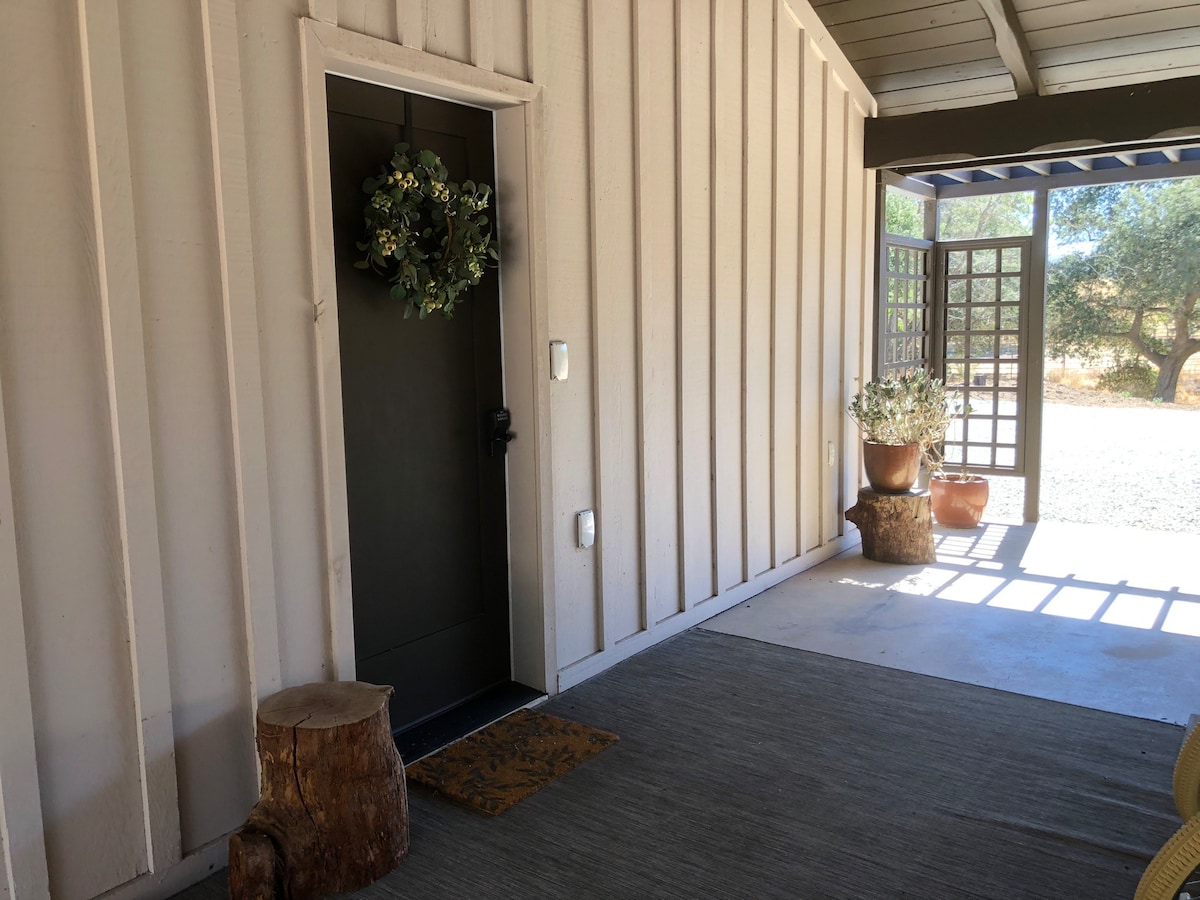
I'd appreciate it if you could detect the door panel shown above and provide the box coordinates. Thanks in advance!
[326,75,510,733]
[935,238,1032,476]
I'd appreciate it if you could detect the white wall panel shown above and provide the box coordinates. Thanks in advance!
[121,0,257,855]
[0,1,875,895]
[798,36,826,554]
[0,4,146,896]
[237,0,331,690]
[744,0,774,579]
[587,0,643,646]
[772,12,801,566]
[713,0,748,593]
[677,0,716,609]
[539,0,599,668]
[424,0,471,63]
[634,0,681,626]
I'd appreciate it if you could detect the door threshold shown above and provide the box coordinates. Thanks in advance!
[393,681,545,764]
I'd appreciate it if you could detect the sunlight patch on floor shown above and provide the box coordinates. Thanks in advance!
[987,579,1055,612]
[1099,593,1165,630]
[1042,586,1109,620]
[1162,600,1200,637]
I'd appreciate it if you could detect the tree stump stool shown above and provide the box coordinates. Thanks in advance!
[229,682,409,900]
[845,488,935,564]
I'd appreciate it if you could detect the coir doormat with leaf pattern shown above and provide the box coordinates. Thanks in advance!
[405,708,619,815]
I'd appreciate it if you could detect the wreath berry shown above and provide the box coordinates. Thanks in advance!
[354,143,499,319]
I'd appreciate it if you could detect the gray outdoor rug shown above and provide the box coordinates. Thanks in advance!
[176,629,1182,899]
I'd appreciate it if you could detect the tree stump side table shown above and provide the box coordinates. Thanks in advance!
[845,487,935,564]
[229,681,409,900]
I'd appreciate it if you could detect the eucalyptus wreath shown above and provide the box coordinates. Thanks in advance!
[354,143,499,319]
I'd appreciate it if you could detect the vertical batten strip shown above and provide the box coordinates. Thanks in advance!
[859,168,876,494]
[816,60,831,545]
[795,32,807,559]
[308,0,337,25]
[525,0,544,84]
[200,0,283,710]
[712,0,746,592]
[738,0,751,586]
[767,0,780,568]
[742,0,773,580]
[630,2,649,633]
[76,0,183,874]
[673,0,690,612]
[398,0,425,52]
[469,0,495,71]
[705,0,715,607]
[0,391,49,899]
[771,4,800,566]
[798,34,824,554]
[839,93,859,530]
[674,0,685,611]
[821,68,845,543]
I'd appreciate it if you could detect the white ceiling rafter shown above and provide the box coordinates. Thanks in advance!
[975,0,1044,97]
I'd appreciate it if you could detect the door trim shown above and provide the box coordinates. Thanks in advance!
[299,19,556,692]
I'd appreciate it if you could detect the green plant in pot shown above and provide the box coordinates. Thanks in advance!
[848,370,953,494]
[925,401,990,528]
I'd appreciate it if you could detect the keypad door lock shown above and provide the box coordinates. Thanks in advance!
[486,408,515,457]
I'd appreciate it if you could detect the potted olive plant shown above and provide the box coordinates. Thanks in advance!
[847,370,953,494]
[924,401,990,528]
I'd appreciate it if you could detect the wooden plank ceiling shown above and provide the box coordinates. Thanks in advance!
[810,0,1200,117]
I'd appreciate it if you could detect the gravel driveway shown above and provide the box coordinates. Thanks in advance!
[986,400,1200,533]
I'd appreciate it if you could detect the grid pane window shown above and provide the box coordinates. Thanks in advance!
[880,242,930,377]
[939,240,1027,475]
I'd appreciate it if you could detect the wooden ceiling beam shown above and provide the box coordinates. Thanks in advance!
[866,74,1200,168]
[976,0,1043,97]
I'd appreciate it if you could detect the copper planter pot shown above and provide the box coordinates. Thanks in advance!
[930,475,990,528]
[862,442,921,493]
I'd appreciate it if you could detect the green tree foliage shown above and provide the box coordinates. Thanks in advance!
[938,192,1033,240]
[1047,179,1200,401]
[885,188,924,239]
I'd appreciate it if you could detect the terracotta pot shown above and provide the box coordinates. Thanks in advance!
[930,475,990,528]
[862,442,921,493]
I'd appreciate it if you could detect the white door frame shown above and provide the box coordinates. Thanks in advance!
[299,19,557,693]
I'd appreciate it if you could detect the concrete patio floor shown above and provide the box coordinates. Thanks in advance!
[704,518,1200,726]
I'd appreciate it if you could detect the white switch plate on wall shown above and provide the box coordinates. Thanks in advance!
[550,340,569,381]
[577,509,595,548]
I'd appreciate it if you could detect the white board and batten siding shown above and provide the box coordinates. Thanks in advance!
[0,1,875,897]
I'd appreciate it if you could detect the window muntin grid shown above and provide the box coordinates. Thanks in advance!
[938,242,1027,475]
[881,242,930,377]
